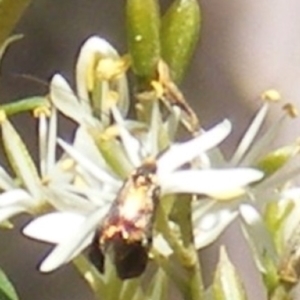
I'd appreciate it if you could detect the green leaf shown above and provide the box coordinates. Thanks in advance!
[161,0,201,83]
[0,268,19,300]
[126,0,161,81]
[0,0,31,46]
[213,247,247,300]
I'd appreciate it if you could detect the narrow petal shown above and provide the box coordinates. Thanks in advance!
[0,166,16,190]
[0,206,26,223]
[23,212,85,244]
[46,107,58,173]
[38,113,47,177]
[58,139,119,187]
[76,36,119,102]
[240,204,277,272]
[153,234,173,257]
[194,205,237,249]
[1,118,41,198]
[111,106,141,167]
[230,103,268,165]
[72,126,108,171]
[37,208,107,272]
[160,168,264,198]
[241,114,287,166]
[0,189,32,207]
[157,119,231,175]
[50,74,97,127]
[43,188,97,213]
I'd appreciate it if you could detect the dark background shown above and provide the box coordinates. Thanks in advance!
[1,0,300,299]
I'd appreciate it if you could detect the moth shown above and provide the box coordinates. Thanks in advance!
[89,158,160,279]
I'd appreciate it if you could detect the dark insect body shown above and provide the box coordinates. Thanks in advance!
[89,158,160,279]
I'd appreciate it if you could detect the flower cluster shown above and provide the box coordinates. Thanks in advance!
[1,36,300,299]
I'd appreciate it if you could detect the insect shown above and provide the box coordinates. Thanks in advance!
[89,157,160,279]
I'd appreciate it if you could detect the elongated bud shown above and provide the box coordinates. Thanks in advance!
[126,0,161,80]
[255,144,300,177]
[213,247,247,300]
[161,0,201,83]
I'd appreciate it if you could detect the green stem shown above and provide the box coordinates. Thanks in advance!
[187,247,204,300]
[155,201,204,300]
[152,250,189,299]
[269,286,293,300]
[72,255,106,299]
[0,96,48,116]
[120,278,144,300]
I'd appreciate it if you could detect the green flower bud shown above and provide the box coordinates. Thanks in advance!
[0,0,30,45]
[126,0,160,80]
[255,144,300,177]
[161,0,201,83]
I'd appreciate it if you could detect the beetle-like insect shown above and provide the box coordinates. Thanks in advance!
[89,158,160,279]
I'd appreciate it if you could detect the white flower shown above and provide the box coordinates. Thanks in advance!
[23,109,263,272]
[193,93,300,271]
[50,36,129,129]
[0,107,86,222]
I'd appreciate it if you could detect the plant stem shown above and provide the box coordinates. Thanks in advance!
[0,96,48,116]
[72,255,106,299]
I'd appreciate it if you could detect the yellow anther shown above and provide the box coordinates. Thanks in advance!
[96,56,130,81]
[0,110,7,123]
[41,176,51,186]
[103,125,120,139]
[283,103,298,118]
[60,158,76,171]
[103,91,119,110]
[73,175,88,188]
[33,106,51,118]
[86,53,97,92]
[261,89,281,102]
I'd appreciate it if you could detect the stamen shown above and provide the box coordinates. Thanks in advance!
[283,103,299,118]
[0,110,7,123]
[33,106,51,118]
[261,89,281,102]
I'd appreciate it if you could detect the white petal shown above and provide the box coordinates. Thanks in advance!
[241,114,287,166]
[0,166,16,190]
[76,36,118,102]
[58,139,119,187]
[46,107,58,173]
[73,126,108,171]
[153,234,173,257]
[0,206,26,223]
[38,113,47,177]
[157,119,231,175]
[193,205,237,248]
[38,208,106,272]
[50,74,96,127]
[23,212,85,244]
[1,119,41,198]
[230,103,268,165]
[111,106,141,167]
[0,189,32,207]
[160,168,264,198]
[240,204,277,272]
